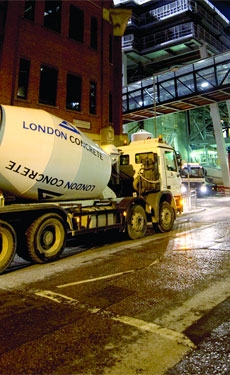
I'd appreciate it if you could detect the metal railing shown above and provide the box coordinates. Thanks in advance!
[122,23,228,53]
[122,0,230,52]
[122,51,230,113]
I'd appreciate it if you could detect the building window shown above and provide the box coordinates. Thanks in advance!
[17,58,30,99]
[44,0,62,32]
[66,74,82,111]
[90,17,98,49]
[24,0,35,20]
[69,5,84,42]
[109,92,113,123]
[39,65,58,106]
[89,81,97,114]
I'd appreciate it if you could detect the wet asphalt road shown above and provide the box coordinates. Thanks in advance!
[0,195,229,374]
[166,298,230,375]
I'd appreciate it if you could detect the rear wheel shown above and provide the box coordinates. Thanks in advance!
[26,213,66,264]
[0,221,17,274]
[154,201,175,233]
[16,233,32,262]
[127,204,147,240]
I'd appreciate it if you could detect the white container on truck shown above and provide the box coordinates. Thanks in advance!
[0,105,183,274]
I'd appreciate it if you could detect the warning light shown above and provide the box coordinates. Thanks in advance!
[158,135,163,143]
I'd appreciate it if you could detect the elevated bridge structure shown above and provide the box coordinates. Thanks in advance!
[122,50,230,124]
[122,50,230,187]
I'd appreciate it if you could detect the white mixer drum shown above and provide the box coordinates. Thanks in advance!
[0,105,112,201]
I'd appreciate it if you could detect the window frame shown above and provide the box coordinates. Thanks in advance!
[89,80,97,115]
[39,64,58,106]
[24,0,36,21]
[90,16,98,49]
[44,0,62,33]
[66,73,82,112]
[164,150,177,172]
[17,58,30,99]
[135,152,155,164]
[69,5,84,42]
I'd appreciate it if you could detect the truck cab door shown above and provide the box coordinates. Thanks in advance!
[162,150,181,196]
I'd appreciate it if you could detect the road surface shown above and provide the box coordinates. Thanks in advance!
[0,196,229,374]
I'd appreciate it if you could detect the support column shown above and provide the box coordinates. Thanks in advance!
[199,43,208,59]
[226,100,230,136]
[122,51,127,87]
[226,100,230,176]
[210,103,230,187]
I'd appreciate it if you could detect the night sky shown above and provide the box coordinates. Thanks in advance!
[210,1,230,20]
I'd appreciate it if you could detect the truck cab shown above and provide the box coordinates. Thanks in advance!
[180,163,207,197]
[118,134,183,213]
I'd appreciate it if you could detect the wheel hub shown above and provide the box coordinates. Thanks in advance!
[162,209,171,224]
[42,230,54,247]
[132,213,145,232]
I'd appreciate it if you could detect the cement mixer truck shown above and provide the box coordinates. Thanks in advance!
[0,105,183,274]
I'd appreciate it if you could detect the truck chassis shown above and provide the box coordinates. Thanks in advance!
[0,192,176,274]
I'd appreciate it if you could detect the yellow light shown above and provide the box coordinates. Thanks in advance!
[158,134,163,143]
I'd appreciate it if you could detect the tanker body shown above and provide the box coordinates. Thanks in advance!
[0,105,183,274]
[0,105,112,201]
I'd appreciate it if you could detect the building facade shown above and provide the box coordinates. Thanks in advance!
[0,0,126,144]
[116,0,230,84]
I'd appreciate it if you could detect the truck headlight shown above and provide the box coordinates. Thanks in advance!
[200,185,207,193]
[181,185,187,194]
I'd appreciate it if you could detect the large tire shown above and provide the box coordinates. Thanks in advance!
[127,204,147,240]
[155,201,175,233]
[16,233,32,262]
[26,213,66,264]
[0,220,17,274]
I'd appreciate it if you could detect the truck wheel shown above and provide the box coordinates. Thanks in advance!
[26,213,66,264]
[155,201,174,233]
[0,221,17,274]
[16,233,32,262]
[127,204,147,240]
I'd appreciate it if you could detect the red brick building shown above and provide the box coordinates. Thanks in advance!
[0,0,128,143]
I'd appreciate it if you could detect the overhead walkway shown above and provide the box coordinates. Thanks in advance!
[122,51,230,124]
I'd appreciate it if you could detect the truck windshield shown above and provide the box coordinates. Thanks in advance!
[181,167,204,178]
